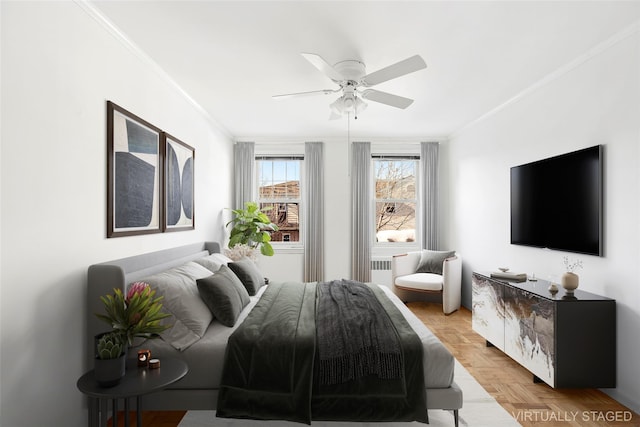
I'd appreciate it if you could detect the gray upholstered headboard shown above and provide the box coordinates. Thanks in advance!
[86,241,220,364]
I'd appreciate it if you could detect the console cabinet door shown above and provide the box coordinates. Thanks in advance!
[472,274,505,350]
[503,286,555,387]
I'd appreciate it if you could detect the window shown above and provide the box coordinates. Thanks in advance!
[373,157,418,244]
[256,157,302,244]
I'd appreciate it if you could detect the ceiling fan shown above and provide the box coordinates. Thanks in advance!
[273,53,427,119]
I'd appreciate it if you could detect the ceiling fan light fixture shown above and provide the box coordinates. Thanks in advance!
[329,97,343,115]
[275,53,426,119]
[354,96,368,114]
[329,94,368,117]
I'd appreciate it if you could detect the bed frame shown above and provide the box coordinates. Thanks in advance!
[87,242,462,425]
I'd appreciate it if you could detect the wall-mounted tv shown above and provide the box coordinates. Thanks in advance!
[510,145,603,256]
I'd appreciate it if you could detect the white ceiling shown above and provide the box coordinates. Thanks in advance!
[91,1,640,140]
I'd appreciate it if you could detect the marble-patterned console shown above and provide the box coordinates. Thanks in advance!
[472,272,616,388]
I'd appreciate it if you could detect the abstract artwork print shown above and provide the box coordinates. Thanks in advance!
[107,101,162,237]
[164,133,195,231]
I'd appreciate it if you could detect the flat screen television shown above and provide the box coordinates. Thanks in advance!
[510,145,603,256]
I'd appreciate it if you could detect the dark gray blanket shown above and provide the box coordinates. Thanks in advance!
[316,279,403,385]
[217,280,427,424]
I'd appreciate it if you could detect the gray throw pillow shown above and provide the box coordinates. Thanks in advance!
[415,250,456,275]
[197,265,250,327]
[228,258,265,296]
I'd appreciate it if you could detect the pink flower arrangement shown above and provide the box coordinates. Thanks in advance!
[126,281,150,304]
[96,282,171,346]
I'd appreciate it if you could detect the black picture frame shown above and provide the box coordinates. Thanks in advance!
[163,132,195,232]
[107,101,163,238]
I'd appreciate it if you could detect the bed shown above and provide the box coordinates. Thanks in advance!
[87,242,462,425]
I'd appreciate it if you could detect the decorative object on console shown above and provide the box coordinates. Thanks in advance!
[548,282,559,295]
[94,331,126,387]
[490,270,527,282]
[561,256,582,294]
[95,281,171,347]
[226,201,279,258]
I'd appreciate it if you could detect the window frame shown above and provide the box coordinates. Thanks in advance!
[255,155,304,250]
[371,154,421,250]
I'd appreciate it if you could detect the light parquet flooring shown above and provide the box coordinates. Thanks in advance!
[409,303,639,427]
[110,302,639,427]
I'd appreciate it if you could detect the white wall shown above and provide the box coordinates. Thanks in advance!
[448,26,640,412]
[0,2,233,426]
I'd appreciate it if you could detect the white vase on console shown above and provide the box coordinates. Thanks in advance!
[561,256,582,295]
[561,272,579,294]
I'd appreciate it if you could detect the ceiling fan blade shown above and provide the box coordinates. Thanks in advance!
[301,53,344,82]
[329,111,342,120]
[361,89,414,109]
[272,89,339,99]
[362,55,427,87]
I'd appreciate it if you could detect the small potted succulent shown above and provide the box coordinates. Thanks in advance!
[94,331,126,387]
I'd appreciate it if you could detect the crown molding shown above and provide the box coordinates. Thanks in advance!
[74,0,233,140]
[451,19,640,139]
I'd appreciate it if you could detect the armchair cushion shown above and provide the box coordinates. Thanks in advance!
[395,273,443,291]
[415,250,456,275]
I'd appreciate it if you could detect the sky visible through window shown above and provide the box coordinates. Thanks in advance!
[258,160,300,187]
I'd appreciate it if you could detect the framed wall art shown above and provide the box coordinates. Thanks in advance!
[163,133,195,232]
[107,101,163,237]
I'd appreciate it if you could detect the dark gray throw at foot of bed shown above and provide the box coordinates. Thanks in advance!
[216,279,427,425]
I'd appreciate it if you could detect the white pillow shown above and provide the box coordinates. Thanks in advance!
[137,261,213,350]
[193,253,233,273]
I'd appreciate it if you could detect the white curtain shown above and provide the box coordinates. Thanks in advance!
[233,141,255,209]
[351,141,371,282]
[421,141,439,249]
[304,142,324,282]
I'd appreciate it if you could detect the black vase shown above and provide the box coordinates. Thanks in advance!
[94,354,126,387]
[94,332,126,387]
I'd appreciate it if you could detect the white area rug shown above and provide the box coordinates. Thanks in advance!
[178,360,520,427]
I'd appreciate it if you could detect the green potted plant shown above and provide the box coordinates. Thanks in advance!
[95,282,172,347]
[226,201,279,258]
[94,331,126,387]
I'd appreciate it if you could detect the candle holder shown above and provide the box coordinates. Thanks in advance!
[137,349,151,367]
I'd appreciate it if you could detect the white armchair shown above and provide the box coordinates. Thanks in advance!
[391,251,462,315]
